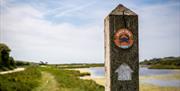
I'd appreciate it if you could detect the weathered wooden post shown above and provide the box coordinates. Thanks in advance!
[104,4,139,91]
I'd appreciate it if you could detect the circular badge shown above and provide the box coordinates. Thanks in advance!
[114,28,134,49]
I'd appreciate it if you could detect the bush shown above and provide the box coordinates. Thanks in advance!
[40,67,104,91]
[0,66,41,91]
[0,43,17,70]
[79,72,91,76]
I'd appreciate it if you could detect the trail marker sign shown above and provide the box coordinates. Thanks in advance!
[115,63,133,81]
[104,4,139,91]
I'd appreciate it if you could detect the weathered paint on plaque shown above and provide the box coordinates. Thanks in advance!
[114,28,134,49]
[115,63,133,80]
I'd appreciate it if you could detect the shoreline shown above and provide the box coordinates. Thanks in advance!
[70,67,180,87]
[69,68,106,86]
[0,67,25,75]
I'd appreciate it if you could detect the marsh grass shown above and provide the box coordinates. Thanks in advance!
[40,67,104,91]
[140,83,180,91]
[0,66,41,91]
[32,71,60,91]
[0,66,179,91]
[140,74,180,80]
[149,65,180,69]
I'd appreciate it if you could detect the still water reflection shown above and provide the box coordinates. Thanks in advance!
[87,67,180,87]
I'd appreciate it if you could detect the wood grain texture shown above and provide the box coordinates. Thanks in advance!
[105,4,139,91]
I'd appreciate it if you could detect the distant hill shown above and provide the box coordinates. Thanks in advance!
[140,56,180,69]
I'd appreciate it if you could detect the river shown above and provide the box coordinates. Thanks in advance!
[86,67,180,87]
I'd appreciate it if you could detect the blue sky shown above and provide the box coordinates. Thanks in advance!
[0,0,180,64]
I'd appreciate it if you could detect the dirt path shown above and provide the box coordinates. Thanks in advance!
[33,72,60,91]
[0,67,25,74]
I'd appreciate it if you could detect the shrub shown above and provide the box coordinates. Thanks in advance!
[0,66,41,91]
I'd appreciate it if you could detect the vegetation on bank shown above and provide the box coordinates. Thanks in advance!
[78,72,91,76]
[54,63,104,69]
[149,64,180,69]
[0,66,41,91]
[0,43,16,71]
[40,67,104,91]
[140,56,180,69]
[0,66,104,91]
[0,43,36,71]
[140,83,180,91]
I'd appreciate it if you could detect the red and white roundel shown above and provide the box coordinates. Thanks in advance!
[114,28,134,49]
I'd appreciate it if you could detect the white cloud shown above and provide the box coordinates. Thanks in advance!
[137,2,180,60]
[53,1,97,17]
[0,0,6,6]
[0,3,103,63]
[0,0,179,63]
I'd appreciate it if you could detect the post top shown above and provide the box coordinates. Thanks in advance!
[109,4,137,16]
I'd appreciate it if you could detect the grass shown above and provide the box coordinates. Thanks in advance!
[1,65,179,91]
[0,66,103,91]
[140,74,180,80]
[78,72,91,76]
[32,71,60,91]
[140,57,180,69]
[0,66,41,91]
[54,63,104,69]
[149,64,180,69]
[40,67,104,91]
[0,66,17,72]
[140,83,180,91]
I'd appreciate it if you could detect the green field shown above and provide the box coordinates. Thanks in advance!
[54,63,104,69]
[140,84,180,91]
[149,64,180,69]
[1,65,180,91]
[39,67,104,91]
[0,66,41,91]
[0,66,104,91]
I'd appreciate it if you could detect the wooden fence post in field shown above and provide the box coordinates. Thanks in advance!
[104,4,139,91]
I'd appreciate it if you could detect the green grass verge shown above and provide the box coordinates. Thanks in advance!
[140,83,180,91]
[53,63,104,69]
[0,66,17,72]
[149,64,180,69]
[40,67,104,91]
[0,66,41,91]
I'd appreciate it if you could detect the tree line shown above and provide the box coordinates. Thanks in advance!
[140,56,180,69]
[140,57,180,65]
[0,43,16,70]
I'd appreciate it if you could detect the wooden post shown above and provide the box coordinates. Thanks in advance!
[104,4,139,91]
